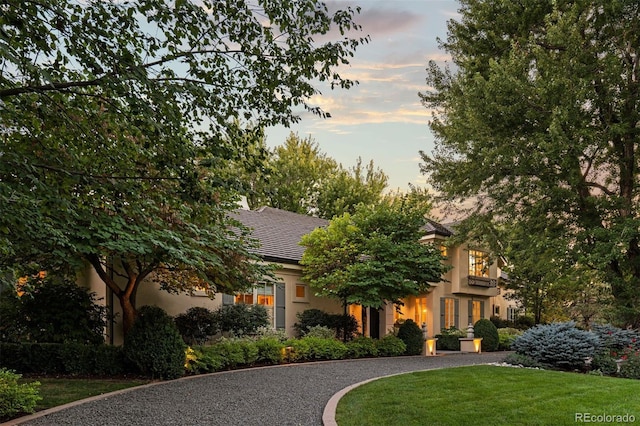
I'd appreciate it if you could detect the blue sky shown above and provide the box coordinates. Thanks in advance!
[265,0,459,193]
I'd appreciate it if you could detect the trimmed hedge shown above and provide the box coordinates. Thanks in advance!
[0,343,126,376]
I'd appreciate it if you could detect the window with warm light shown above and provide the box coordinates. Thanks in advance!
[235,284,274,306]
[439,245,448,257]
[443,298,456,329]
[295,284,307,299]
[472,300,482,324]
[468,250,490,277]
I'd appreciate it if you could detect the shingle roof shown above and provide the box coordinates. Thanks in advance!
[232,207,328,264]
[422,219,455,237]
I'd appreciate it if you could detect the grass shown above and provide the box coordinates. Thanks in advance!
[24,377,150,412]
[336,366,640,426]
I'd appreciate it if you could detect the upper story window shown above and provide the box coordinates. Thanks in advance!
[468,250,490,278]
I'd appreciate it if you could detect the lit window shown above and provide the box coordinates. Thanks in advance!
[236,284,273,306]
[295,284,306,299]
[444,298,456,329]
[256,285,274,306]
[469,250,490,277]
[439,245,448,257]
[472,300,482,324]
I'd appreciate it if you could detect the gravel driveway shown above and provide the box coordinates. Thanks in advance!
[10,352,508,426]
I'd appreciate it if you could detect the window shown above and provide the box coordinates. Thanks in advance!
[471,300,483,324]
[469,250,490,277]
[414,296,428,326]
[236,284,273,306]
[295,284,306,299]
[439,245,448,257]
[441,297,458,330]
[507,307,518,322]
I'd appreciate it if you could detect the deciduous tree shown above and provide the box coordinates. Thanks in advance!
[420,0,640,326]
[0,0,368,335]
[300,195,445,334]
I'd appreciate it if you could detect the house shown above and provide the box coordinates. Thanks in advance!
[83,206,506,344]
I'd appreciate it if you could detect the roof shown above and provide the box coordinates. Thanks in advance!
[232,207,328,264]
[422,219,454,237]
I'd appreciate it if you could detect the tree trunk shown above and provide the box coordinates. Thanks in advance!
[120,295,137,337]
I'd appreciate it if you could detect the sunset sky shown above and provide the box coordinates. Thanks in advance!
[265,0,459,193]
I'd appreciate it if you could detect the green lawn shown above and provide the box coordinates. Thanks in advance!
[336,366,640,426]
[27,377,150,412]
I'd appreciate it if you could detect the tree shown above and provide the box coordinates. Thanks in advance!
[420,0,640,326]
[0,0,368,335]
[267,133,337,214]
[300,196,446,334]
[241,132,389,217]
[316,157,388,219]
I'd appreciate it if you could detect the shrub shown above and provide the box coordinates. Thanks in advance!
[284,338,311,362]
[497,328,522,351]
[474,319,499,352]
[216,304,269,337]
[397,319,424,356]
[303,337,347,360]
[255,338,284,365]
[511,322,599,371]
[294,309,329,336]
[304,325,336,339]
[346,337,378,358]
[591,324,640,352]
[253,327,288,342]
[590,352,619,376]
[514,316,535,330]
[490,315,511,329]
[0,369,41,420]
[435,327,464,351]
[123,306,186,379]
[174,307,219,345]
[618,350,640,379]
[503,353,545,369]
[187,346,225,374]
[208,340,253,369]
[0,276,106,344]
[375,334,407,357]
[293,309,359,341]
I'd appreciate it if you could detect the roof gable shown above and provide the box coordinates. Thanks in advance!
[232,207,327,264]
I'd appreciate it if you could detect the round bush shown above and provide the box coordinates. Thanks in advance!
[397,319,424,355]
[123,306,186,379]
[511,322,599,371]
[174,307,218,345]
[474,318,499,352]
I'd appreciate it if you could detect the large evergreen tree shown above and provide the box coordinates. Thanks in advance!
[420,0,640,326]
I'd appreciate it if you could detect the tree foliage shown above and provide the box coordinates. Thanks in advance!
[420,0,640,326]
[0,0,368,335]
[238,132,389,218]
[300,194,446,311]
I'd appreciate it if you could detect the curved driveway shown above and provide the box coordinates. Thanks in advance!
[12,352,507,426]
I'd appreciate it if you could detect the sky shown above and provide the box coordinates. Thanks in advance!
[264,0,459,194]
